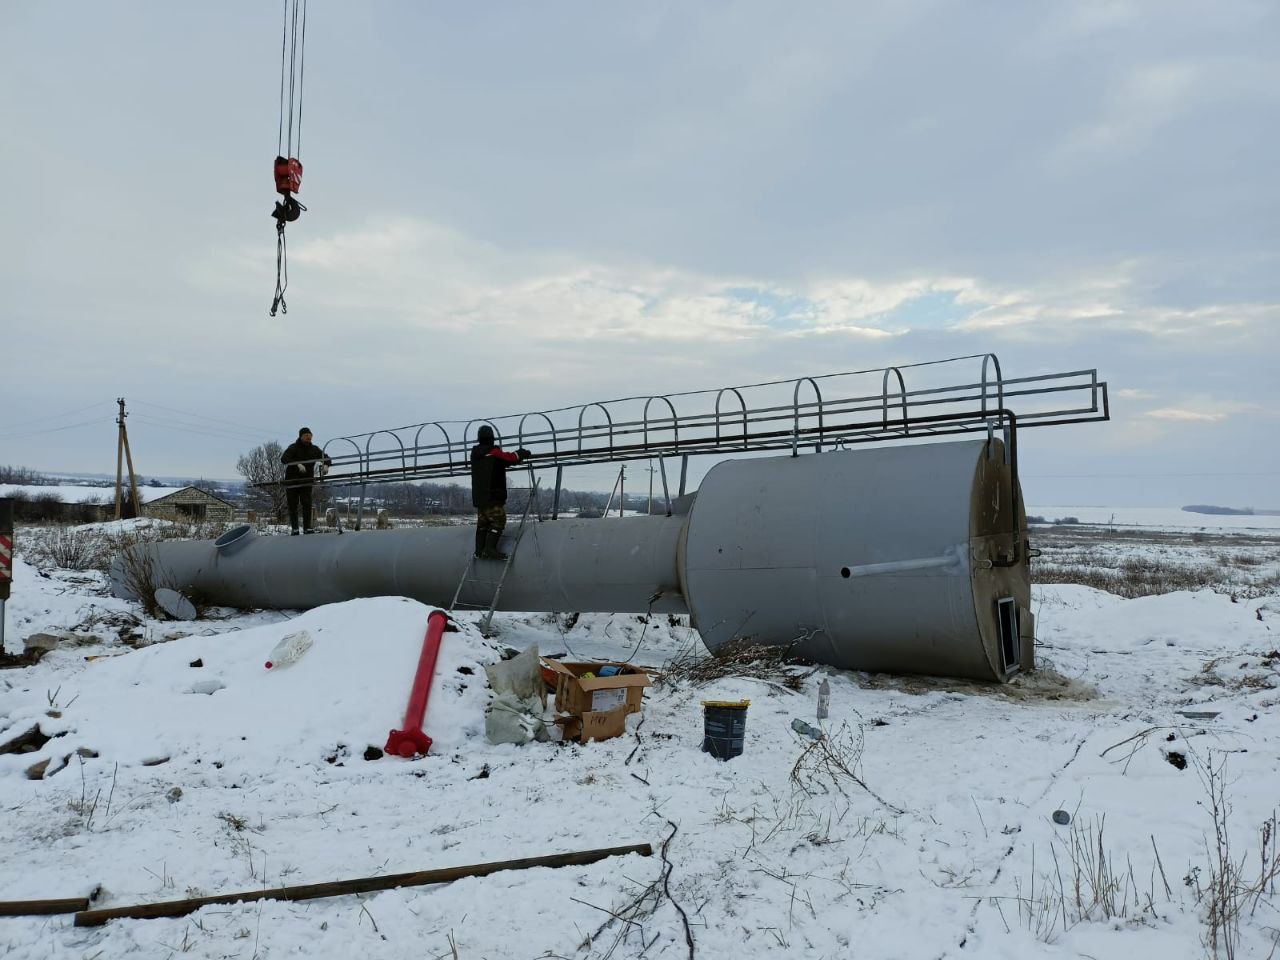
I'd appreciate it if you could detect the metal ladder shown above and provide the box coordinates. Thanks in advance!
[448,479,540,637]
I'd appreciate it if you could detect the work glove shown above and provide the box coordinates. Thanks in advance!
[516,448,532,461]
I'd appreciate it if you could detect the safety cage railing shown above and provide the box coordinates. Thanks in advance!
[311,354,1108,522]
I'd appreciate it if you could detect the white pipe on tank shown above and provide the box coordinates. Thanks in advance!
[838,547,964,579]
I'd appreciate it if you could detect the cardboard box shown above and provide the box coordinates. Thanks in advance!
[541,659,652,743]
[553,708,628,743]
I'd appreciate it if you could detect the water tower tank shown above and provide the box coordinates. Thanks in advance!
[679,439,1030,680]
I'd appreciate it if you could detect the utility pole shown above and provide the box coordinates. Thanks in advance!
[646,461,655,515]
[114,398,141,520]
[618,464,625,518]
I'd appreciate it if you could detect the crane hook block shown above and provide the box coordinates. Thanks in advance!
[274,156,303,195]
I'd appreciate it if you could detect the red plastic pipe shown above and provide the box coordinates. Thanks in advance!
[385,610,449,758]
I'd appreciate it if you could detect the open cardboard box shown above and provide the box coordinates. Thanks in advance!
[541,659,653,743]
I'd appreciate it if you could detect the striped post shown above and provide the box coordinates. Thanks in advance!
[0,498,13,652]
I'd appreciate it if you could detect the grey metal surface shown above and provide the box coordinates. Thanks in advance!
[113,517,688,616]
[154,588,197,621]
[680,440,1027,681]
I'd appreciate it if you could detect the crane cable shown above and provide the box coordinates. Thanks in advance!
[270,0,308,317]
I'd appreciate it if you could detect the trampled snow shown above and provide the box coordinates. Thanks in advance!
[2,535,1280,959]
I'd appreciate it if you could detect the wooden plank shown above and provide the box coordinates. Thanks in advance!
[74,842,652,927]
[0,897,90,917]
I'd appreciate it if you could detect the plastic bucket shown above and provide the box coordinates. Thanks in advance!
[702,700,749,761]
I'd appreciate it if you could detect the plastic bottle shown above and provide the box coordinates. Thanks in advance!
[264,630,313,670]
[817,678,830,719]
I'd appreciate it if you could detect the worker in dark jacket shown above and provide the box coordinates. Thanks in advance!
[280,427,332,535]
[470,425,530,560]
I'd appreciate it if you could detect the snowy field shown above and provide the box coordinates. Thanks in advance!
[1028,505,1280,535]
[0,484,184,505]
[2,522,1280,959]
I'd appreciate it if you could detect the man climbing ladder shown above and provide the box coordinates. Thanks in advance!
[469,426,531,560]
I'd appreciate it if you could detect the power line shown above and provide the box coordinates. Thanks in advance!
[132,399,287,438]
[0,400,113,433]
[130,416,267,444]
[0,417,115,440]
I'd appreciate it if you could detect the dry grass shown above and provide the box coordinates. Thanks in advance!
[1031,528,1280,600]
[1010,815,1166,943]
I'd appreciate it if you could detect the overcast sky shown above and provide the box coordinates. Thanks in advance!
[2,1,1276,505]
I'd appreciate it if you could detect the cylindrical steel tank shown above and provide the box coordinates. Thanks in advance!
[113,440,1030,681]
[679,439,1030,681]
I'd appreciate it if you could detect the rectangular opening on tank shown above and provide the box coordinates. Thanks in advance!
[997,597,1020,674]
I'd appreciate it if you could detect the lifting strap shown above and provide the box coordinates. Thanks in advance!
[270,0,308,317]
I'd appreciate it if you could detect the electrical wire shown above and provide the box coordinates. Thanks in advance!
[0,399,114,433]
[131,399,286,439]
[130,416,267,444]
[0,417,115,440]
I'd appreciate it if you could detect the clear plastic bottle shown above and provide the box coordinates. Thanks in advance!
[264,630,313,670]
[817,678,830,719]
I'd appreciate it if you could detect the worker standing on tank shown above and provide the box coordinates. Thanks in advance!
[280,427,332,535]
[470,425,531,560]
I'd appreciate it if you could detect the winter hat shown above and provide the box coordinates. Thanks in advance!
[298,427,312,437]
[477,425,495,444]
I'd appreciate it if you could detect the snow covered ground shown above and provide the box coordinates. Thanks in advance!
[0,484,184,504]
[2,524,1279,959]
[1027,505,1280,535]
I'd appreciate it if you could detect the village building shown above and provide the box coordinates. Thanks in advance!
[140,486,237,523]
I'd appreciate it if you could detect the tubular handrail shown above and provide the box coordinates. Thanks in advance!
[881,367,909,436]
[576,403,614,456]
[980,353,1004,424]
[518,412,559,458]
[715,387,749,448]
[410,422,454,470]
[791,377,824,456]
[364,430,409,475]
[642,396,680,450]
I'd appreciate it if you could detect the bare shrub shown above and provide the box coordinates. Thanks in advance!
[1187,753,1280,959]
[115,542,169,617]
[790,721,903,814]
[24,525,110,572]
[660,637,816,693]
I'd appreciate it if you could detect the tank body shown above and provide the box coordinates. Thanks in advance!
[679,440,1030,681]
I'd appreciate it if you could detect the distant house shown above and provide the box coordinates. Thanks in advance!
[143,486,236,523]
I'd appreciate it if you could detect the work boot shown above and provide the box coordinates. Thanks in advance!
[483,531,508,561]
[474,527,487,559]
